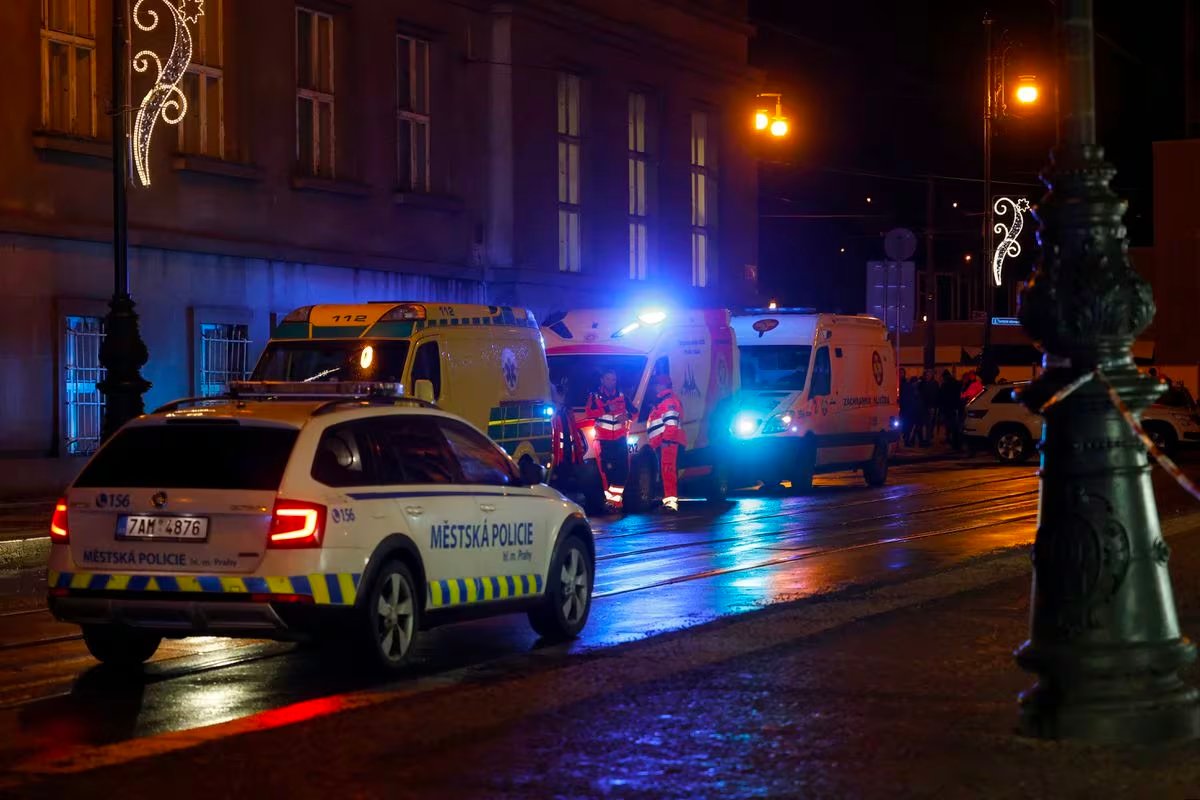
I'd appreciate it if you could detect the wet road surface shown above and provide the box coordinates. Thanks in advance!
[0,456,1191,777]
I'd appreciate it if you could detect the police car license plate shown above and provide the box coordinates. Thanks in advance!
[118,515,209,541]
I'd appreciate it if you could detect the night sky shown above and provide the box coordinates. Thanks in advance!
[749,0,1189,312]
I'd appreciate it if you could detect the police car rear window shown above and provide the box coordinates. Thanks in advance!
[75,425,299,490]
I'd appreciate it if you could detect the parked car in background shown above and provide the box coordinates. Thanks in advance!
[964,381,1200,463]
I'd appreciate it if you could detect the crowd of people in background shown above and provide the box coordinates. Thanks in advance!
[898,367,987,451]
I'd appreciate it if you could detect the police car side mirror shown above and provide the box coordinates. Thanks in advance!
[519,460,547,486]
[413,379,435,404]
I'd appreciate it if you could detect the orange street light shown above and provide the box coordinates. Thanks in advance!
[755,92,789,137]
[1015,75,1039,104]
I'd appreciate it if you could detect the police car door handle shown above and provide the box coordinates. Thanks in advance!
[404,505,424,516]
[479,503,497,513]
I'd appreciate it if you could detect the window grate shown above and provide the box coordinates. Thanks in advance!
[64,315,105,455]
[200,323,251,396]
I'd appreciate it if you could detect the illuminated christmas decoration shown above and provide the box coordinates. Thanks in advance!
[991,196,1031,286]
[131,0,205,187]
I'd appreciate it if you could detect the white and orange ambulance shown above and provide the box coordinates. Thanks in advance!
[729,309,901,491]
[541,308,740,511]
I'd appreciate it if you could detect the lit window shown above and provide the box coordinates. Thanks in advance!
[296,7,335,177]
[628,92,649,281]
[40,0,97,137]
[690,111,716,288]
[199,323,251,396]
[557,73,582,273]
[64,315,105,455]
[179,0,224,158]
[396,34,431,192]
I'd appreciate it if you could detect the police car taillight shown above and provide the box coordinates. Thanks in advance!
[49,498,69,542]
[268,499,326,548]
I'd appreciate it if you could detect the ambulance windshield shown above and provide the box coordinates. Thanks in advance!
[252,340,410,383]
[739,345,812,391]
[547,355,647,409]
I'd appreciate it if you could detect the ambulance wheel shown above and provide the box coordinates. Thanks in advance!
[705,464,729,503]
[529,532,593,641]
[626,455,657,513]
[788,441,816,494]
[359,560,420,673]
[863,440,889,487]
[82,624,161,667]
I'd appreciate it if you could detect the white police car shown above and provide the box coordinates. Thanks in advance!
[47,386,594,672]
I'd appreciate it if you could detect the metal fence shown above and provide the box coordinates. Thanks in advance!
[199,322,251,396]
[64,315,106,455]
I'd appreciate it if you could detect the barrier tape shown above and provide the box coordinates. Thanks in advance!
[1094,372,1200,504]
[1028,368,1200,504]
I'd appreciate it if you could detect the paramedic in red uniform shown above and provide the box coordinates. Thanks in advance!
[647,373,687,512]
[585,369,634,511]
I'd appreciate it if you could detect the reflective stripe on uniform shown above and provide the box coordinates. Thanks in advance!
[48,570,362,605]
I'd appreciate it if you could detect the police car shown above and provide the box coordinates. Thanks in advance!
[46,385,595,672]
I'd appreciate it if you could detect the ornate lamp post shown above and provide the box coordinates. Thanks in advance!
[98,0,151,440]
[1015,0,1199,742]
[981,14,1038,383]
[98,0,201,438]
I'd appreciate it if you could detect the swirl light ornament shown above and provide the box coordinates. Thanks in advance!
[131,0,205,187]
[992,196,1031,287]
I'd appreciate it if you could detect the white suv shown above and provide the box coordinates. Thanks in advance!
[47,388,594,673]
[964,382,1200,463]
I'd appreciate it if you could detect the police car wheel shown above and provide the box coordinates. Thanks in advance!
[81,624,161,667]
[863,441,889,487]
[361,561,420,671]
[529,533,593,641]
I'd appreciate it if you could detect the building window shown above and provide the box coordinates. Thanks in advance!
[40,0,97,136]
[64,315,105,456]
[628,92,649,281]
[179,0,224,158]
[199,323,251,396]
[557,73,582,273]
[690,111,716,288]
[296,7,335,178]
[396,34,431,192]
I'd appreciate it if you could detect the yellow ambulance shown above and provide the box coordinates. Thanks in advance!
[250,302,554,466]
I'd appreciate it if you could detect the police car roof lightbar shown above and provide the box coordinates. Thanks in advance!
[153,382,438,414]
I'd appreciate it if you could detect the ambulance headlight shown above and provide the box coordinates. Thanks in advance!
[762,413,794,435]
[637,309,667,325]
[733,413,759,437]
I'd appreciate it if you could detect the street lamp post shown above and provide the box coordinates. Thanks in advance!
[1015,0,1199,742]
[981,15,1037,383]
[98,0,151,441]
